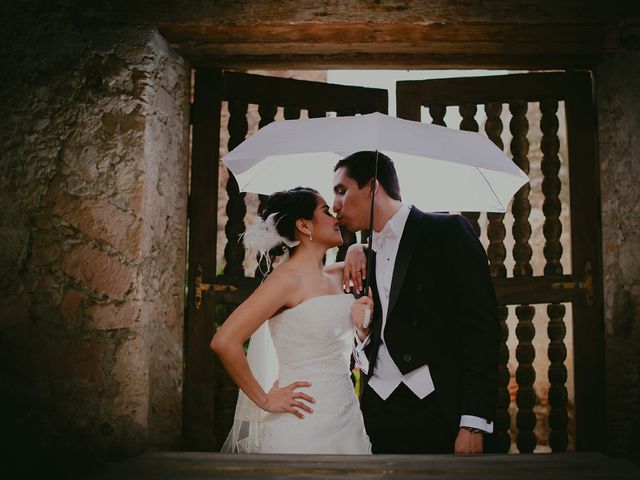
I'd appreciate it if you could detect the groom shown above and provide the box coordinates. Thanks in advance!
[332,151,499,454]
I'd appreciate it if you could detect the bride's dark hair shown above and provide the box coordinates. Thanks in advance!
[261,187,320,247]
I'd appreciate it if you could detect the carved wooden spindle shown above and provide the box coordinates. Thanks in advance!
[428,104,447,126]
[540,98,568,451]
[224,100,248,278]
[540,99,563,277]
[485,103,507,278]
[494,305,511,452]
[547,302,569,452]
[283,105,301,120]
[510,100,536,453]
[484,102,510,452]
[515,304,537,453]
[459,103,481,236]
[253,103,279,279]
[510,101,533,277]
[258,103,277,129]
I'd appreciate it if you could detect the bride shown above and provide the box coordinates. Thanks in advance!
[211,187,371,454]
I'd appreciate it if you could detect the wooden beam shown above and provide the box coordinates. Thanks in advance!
[183,53,600,71]
[157,23,604,55]
[156,22,605,69]
[210,275,583,307]
[113,0,623,26]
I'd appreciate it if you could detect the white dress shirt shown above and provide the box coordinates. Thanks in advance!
[354,204,493,433]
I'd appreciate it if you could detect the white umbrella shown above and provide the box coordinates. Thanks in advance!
[223,112,528,213]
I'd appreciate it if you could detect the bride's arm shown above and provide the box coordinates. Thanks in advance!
[210,271,315,418]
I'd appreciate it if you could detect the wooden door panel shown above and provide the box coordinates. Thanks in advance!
[396,72,603,453]
[187,70,387,450]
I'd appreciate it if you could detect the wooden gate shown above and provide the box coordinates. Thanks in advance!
[187,70,603,453]
[396,72,604,453]
[185,70,388,450]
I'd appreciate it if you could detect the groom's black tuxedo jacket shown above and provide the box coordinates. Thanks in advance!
[363,206,499,427]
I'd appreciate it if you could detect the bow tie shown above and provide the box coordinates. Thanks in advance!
[371,228,397,253]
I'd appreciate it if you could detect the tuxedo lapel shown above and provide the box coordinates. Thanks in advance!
[368,251,382,342]
[387,206,423,319]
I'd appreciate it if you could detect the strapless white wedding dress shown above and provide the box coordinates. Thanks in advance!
[222,293,371,454]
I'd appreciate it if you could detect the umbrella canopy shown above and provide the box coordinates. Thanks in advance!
[223,112,528,213]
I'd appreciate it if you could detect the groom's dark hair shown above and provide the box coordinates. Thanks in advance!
[334,151,402,201]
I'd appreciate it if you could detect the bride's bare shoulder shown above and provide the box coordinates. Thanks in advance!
[262,264,301,289]
[323,261,344,287]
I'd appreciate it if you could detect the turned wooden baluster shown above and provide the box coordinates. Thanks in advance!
[283,105,301,120]
[429,104,447,126]
[485,102,511,453]
[224,100,249,278]
[547,303,568,451]
[485,103,508,279]
[459,103,481,236]
[540,98,569,452]
[254,103,278,279]
[510,100,537,453]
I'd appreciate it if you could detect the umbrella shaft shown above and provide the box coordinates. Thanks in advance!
[364,150,378,295]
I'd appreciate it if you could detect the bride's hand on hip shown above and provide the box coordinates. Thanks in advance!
[262,380,315,419]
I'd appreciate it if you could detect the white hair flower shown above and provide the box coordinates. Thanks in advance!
[240,213,300,273]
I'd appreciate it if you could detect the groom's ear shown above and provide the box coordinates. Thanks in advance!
[367,179,380,196]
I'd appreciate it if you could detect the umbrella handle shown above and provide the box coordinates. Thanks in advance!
[363,309,371,329]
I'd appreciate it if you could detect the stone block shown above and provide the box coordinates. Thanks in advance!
[113,162,145,214]
[61,243,133,300]
[54,193,143,261]
[86,301,141,330]
[112,333,150,427]
[60,288,86,324]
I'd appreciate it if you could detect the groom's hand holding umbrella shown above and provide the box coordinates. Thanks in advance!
[351,288,373,342]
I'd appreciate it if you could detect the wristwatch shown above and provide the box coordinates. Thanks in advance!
[462,426,484,434]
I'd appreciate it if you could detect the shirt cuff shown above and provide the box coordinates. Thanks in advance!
[352,342,370,375]
[459,415,493,433]
[355,333,370,351]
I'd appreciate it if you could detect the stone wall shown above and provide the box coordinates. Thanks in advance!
[595,51,640,459]
[0,1,189,472]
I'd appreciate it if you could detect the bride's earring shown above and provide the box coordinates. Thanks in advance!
[308,232,313,241]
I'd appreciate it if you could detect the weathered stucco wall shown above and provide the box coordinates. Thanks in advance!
[595,51,640,458]
[0,1,189,470]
